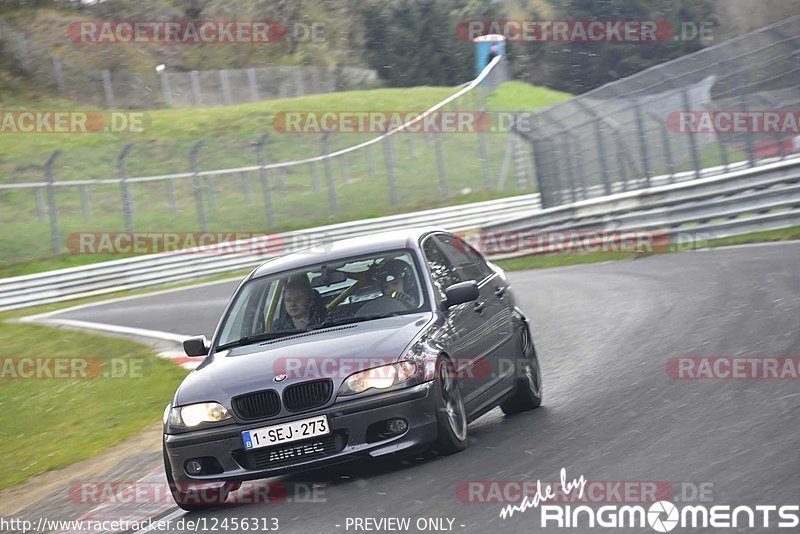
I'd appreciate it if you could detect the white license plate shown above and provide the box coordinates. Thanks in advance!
[242,415,329,450]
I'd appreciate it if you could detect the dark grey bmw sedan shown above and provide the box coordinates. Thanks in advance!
[163,227,542,510]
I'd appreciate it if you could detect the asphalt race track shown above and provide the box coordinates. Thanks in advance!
[47,243,800,533]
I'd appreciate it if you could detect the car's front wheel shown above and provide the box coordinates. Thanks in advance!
[432,356,468,454]
[163,444,235,511]
[501,326,543,415]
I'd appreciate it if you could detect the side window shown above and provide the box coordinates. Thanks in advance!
[435,234,494,282]
[422,238,462,298]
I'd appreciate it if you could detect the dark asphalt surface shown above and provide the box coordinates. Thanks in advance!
[49,243,800,533]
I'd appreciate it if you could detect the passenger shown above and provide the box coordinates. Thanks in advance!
[355,259,418,317]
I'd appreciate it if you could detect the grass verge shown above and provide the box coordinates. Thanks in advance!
[1,82,570,272]
[0,321,187,489]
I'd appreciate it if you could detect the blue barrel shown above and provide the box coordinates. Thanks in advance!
[474,34,506,75]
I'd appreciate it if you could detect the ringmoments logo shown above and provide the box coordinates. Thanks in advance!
[500,468,800,531]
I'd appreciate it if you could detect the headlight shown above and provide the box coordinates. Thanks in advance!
[168,402,231,429]
[338,361,418,396]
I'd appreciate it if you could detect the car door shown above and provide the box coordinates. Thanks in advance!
[433,234,515,400]
[421,235,487,405]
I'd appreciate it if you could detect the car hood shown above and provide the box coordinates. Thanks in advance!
[174,312,433,406]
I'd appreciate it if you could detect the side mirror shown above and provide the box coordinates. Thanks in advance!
[443,281,479,309]
[183,336,210,357]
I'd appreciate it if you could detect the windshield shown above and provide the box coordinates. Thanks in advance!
[216,249,428,349]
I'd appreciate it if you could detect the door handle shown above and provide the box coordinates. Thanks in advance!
[474,301,486,313]
[494,286,506,297]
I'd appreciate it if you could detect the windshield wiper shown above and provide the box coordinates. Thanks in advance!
[313,312,404,330]
[216,329,306,350]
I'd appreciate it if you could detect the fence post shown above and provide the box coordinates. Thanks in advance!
[736,74,755,167]
[159,70,172,107]
[561,132,577,202]
[119,143,134,233]
[320,130,339,214]
[220,69,232,105]
[432,133,448,198]
[247,68,259,101]
[477,111,491,190]
[655,118,676,182]
[190,70,202,106]
[190,141,207,232]
[545,138,563,204]
[294,69,305,97]
[17,33,31,72]
[496,134,513,191]
[573,136,587,200]
[382,131,399,206]
[593,121,613,195]
[256,133,275,228]
[633,98,652,187]
[102,69,114,108]
[530,138,552,207]
[513,133,535,190]
[613,130,630,192]
[680,89,702,180]
[52,56,65,92]
[45,149,62,254]
[310,66,321,94]
[166,174,176,212]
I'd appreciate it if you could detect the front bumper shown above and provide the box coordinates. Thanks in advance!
[164,382,437,483]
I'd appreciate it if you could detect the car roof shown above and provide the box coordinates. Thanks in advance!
[249,226,446,279]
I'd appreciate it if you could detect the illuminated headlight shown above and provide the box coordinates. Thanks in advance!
[338,361,418,396]
[169,402,231,428]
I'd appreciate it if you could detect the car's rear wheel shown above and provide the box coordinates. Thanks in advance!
[501,326,542,415]
[433,356,468,454]
[163,444,235,511]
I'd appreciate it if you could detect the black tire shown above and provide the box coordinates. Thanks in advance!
[501,326,543,415]
[432,356,468,455]
[163,444,234,511]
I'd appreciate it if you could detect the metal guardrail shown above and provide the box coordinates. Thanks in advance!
[0,193,540,311]
[4,155,799,312]
[480,155,800,260]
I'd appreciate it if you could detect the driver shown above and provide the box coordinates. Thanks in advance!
[274,274,326,330]
[373,259,418,310]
